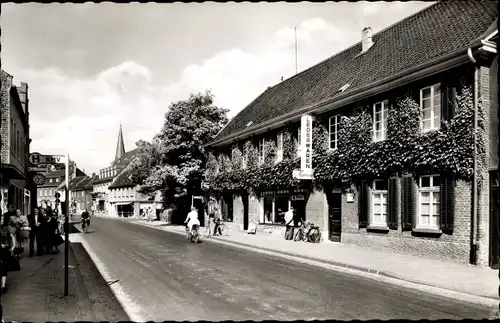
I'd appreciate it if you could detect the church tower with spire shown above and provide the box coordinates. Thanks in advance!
[115,123,126,161]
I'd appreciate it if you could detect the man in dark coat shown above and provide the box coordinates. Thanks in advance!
[27,207,44,257]
[1,205,14,228]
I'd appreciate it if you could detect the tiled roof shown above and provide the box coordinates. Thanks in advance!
[109,157,139,189]
[68,176,87,190]
[112,148,138,167]
[93,177,114,185]
[84,175,99,190]
[211,0,497,144]
[72,176,94,191]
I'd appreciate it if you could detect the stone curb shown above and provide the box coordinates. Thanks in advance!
[131,220,499,307]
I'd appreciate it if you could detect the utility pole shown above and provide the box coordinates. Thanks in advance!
[64,153,69,296]
[295,26,298,75]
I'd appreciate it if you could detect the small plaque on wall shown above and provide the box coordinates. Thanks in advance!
[346,193,354,203]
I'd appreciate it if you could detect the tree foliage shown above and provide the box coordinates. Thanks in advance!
[131,90,229,216]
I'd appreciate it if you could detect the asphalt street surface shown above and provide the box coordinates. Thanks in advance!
[80,217,494,321]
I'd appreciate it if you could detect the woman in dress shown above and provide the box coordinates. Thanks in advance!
[8,209,30,259]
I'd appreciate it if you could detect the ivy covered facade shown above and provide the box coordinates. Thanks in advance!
[205,1,498,267]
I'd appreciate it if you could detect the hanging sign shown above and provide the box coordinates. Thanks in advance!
[32,174,46,185]
[293,114,314,180]
[291,194,305,201]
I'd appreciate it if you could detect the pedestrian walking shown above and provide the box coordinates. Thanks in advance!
[8,209,30,259]
[213,206,222,236]
[284,206,294,240]
[27,207,44,257]
[206,197,217,236]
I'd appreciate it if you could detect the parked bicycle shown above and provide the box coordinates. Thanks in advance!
[203,220,229,238]
[294,221,321,243]
[213,220,229,237]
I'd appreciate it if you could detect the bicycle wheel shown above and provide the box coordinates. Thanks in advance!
[310,229,321,243]
[302,229,309,242]
[219,224,228,236]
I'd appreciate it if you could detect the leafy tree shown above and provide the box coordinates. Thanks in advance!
[131,90,228,223]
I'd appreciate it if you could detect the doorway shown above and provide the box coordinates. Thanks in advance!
[291,199,306,226]
[489,171,499,269]
[327,191,342,242]
[243,195,249,231]
[222,194,234,222]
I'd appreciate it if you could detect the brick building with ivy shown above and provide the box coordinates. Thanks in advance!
[205,0,498,267]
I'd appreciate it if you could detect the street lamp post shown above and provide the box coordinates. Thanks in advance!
[64,153,70,296]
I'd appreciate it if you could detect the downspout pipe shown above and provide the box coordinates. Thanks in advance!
[467,47,479,265]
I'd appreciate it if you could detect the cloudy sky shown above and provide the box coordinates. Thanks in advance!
[2,2,433,175]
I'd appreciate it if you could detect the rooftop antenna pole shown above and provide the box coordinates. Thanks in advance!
[295,26,298,75]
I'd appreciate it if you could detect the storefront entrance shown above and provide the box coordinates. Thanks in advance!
[326,191,342,242]
[243,195,249,231]
[291,197,306,226]
[222,194,233,222]
[489,171,499,269]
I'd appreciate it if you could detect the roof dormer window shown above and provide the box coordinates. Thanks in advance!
[338,83,350,93]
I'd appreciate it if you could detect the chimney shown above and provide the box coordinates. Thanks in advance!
[361,27,374,53]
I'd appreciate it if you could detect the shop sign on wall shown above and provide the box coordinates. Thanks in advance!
[293,114,314,180]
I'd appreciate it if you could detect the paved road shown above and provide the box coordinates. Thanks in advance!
[80,217,494,321]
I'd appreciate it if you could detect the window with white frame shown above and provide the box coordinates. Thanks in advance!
[373,100,389,142]
[259,195,289,225]
[258,139,265,164]
[420,84,441,131]
[418,175,440,228]
[276,133,283,163]
[260,196,274,224]
[329,115,340,149]
[371,179,388,226]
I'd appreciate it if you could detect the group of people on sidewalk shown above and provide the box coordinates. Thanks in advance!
[0,205,64,287]
[0,204,65,322]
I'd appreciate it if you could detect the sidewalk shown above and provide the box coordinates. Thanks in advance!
[2,237,128,322]
[134,219,499,303]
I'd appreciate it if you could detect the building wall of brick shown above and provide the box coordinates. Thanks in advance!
[476,64,492,266]
[248,195,260,226]
[342,180,472,263]
[489,57,499,170]
[305,189,326,239]
[0,72,11,165]
[232,195,244,228]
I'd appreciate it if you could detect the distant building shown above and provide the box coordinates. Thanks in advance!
[93,124,137,213]
[37,168,86,211]
[0,69,33,215]
[108,158,163,218]
[93,124,163,217]
[67,174,98,212]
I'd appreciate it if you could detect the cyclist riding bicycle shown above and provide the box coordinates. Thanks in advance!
[184,206,200,236]
[81,209,91,228]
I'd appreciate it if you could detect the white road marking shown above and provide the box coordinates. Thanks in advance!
[69,234,147,322]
